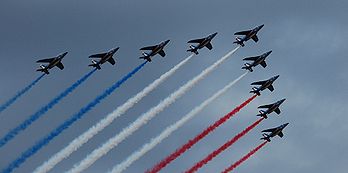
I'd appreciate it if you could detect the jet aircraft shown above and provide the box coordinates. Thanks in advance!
[261,123,289,142]
[233,24,264,47]
[242,50,272,72]
[139,40,170,62]
[88,47,119,70]
[36,52,68,74]
[187,32,218,54]
[257,99,286,119]
[250,75,279,95]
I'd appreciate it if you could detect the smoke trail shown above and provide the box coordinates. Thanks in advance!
[222,141,267,173]
[111,72,248,173]
[67,46,240,173]
[0,69,96,148]
[0,74,45,114]
[1,62,146,173]
[34,54,194,173]
[185,118,264,173]
[147,94,257,173]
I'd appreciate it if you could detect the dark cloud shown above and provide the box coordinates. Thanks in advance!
[0,0,347,172]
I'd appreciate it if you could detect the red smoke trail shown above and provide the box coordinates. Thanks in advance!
[184,118,264,173]
[146,95,257,173]
[222,141,268,173]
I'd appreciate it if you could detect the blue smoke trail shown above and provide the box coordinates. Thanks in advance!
[0,69,96,148]
[0,74,45,114]
[1,62,147,173]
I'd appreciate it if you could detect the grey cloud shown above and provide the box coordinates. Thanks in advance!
[0,1,347,173]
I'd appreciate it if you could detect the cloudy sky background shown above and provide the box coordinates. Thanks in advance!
[1,0,347,172]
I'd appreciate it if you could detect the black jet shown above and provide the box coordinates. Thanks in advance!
[88,47,119,70]
[250,75,279,95]
[257,99,286,119]
[187,32,218,54]
[233,24,264,47]
[242,51,272,72]
[261,123,289,142]
[139,40,170,62]
[36,52,68,74]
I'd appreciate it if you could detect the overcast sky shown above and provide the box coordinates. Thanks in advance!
[1,0,347,173]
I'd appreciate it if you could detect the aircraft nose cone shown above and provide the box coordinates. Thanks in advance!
[273,75,280,80]
[165,40,170,44]
[61,52,68,57]
[212,32,218,37]
[280,98,286,103]
[267,50,272,55]
[283,123,289,127]
[258,24,265,29]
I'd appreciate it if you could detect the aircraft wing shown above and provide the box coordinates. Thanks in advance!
[188,38,205,44]
[56,62,64,70]
[260,61,267,68]
[278,131,284,138]
[234,30,251,35]
[107,57,116,65]
[243,56,259,61]
[274,108,281,114]
[140,45,157,51]
[251,80,266,85]
[251,35,259,42]
[258,103,273,109]
[267,85,275,92]
[36,57,55,63]
[158,50,166,57]
[205,42,213,50]
[89,53,107,58]
[262,128,277,133]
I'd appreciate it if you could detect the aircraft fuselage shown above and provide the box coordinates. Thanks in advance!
[269,123,288,137]
[99,53,115,64]
[148,40,170,56]
[252,56,266,67]
[240,25,264,42]
[46,59,60,69]
[266,100,285,114]
[197,33,217,49]
[46,52,67,69]
[258,80,274,91]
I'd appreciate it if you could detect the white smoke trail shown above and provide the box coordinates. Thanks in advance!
[110,72,248,173]
[67,46,240,173]
[33,54,194,173]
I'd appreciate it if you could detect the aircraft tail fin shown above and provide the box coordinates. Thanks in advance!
[89,60,101,70]
[36,65,49,74]
[139,56,152,62]
[186,45,199,55]
[250,87,261,96]
[260,134,271,142]
[256,110,268,119]
[242,63,253,72]
[233,37,245,47]
[139,52,152,62]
